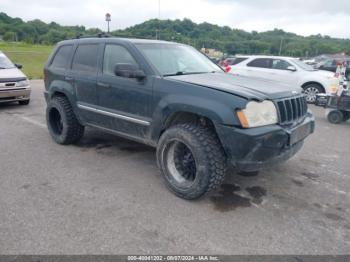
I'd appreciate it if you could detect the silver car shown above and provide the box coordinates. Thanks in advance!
[0,51,30,105]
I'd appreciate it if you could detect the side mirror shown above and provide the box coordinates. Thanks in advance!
[114,63,146,80]
[15,63,23,69]
[287,66,297,72]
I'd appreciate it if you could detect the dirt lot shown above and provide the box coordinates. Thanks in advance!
[0,80,349,254]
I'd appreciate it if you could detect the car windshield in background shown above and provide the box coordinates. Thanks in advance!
[292,59,317,71]
[0,53,15,69]
[136,43,222,76]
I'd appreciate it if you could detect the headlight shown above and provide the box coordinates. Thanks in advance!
[16,79,29,87]
[237,100,278,128]
[329,84,338,94]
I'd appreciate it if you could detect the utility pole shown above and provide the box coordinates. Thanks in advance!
[105,13,111,34]
[278,37,284,56]
[157,0,161,40]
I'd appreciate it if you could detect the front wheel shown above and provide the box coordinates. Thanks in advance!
[157,124,227,200]
[303,84,323,104]
[46,96,84,144]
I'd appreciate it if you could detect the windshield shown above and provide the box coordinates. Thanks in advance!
[292,59,316,71]
[0,53,15,69]
[136,43,222,76]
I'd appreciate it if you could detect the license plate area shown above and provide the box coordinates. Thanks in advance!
[289,122,312,145]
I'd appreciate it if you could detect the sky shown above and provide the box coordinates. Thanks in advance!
[1,0,350,38]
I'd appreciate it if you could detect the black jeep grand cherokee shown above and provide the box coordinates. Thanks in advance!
[44,37,315,199]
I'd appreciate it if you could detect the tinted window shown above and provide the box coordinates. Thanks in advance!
[247,58,271,68]
[72,44,99,73]
[103,45,137,76]
[227,57,248,65]
[271,59,291,70]
[51,45,72,69]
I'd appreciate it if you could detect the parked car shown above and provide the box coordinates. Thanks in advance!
[227,55,339,103]
[44,38,314,200]
[0,51,30,105]
[316,59,350,80]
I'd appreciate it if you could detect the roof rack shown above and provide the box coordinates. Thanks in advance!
[75,33,111,39]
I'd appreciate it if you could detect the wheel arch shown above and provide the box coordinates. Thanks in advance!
[302,81,325,93]
[154,110,222,144]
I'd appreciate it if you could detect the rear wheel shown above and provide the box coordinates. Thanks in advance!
[19,99,30,105]
[46,96,84,144]
[303,84,323,104]
[157,124,227,200]
[327,110,343,124]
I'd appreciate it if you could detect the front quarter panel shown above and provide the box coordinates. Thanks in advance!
[149,77,247,142]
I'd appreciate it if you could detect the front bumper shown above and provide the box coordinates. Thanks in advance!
[216,112,315,172]
[0,87,31,103]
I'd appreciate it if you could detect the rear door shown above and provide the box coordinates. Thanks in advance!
[95,43,153,138]
[66,43,102,124]
[244,58,273,79]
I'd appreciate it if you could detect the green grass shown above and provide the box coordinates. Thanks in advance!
[0,42,53,79]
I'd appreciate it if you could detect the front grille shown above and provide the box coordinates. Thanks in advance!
[276,95,308,125]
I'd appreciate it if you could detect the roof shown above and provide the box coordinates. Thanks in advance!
[57,37,178,46]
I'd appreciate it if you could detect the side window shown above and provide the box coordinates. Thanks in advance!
[50,45,72,69]
[247,58,271,69]
[271,59,292,70]
[227,57,248,66]
[72,44,99,73]
[103,44,138,76]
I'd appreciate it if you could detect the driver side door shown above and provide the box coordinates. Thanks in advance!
[95,43,153,139]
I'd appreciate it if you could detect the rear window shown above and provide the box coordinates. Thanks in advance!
[50,45,72,69]
[72,44,99,73]
[247,58,271,69]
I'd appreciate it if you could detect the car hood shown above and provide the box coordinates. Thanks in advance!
[311,69,336,78]
[166,73,303,100]
[0,67,27,82]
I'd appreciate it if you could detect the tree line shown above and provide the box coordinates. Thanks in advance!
[1,12,350,57]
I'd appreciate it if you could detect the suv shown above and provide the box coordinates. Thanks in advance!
[44,38,315,200]
[0,51,31,105]
[227,55,339,103]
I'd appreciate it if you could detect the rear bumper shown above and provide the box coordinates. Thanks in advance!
[216,112,315,172]
[0,87,31,102]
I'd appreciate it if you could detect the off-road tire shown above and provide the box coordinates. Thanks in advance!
[157,124,227,200]
[327,110,343,124]
[19,99,30,105]
[46,96,84,144]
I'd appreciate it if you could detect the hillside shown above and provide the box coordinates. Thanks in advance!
[1,12,350,57]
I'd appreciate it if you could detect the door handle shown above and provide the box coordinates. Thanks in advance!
[65,76,74,81]
[97,82,111,88]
